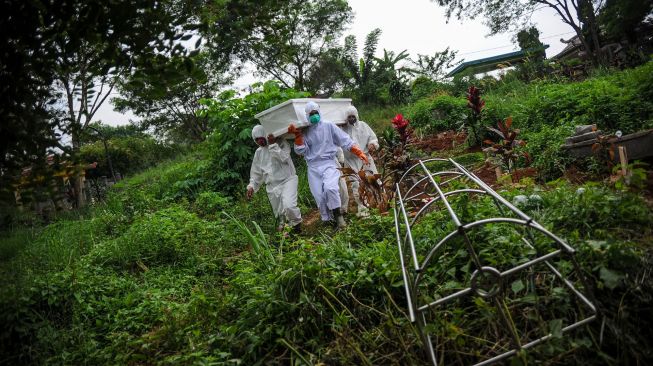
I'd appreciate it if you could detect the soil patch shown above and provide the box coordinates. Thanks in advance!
[563,165,591,184]
[413,130,467,153]
[473,164,499,188]
[511,167,538,182]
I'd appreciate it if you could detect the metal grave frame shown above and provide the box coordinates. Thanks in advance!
[393,158,596,365]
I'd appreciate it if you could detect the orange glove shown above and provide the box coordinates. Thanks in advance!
[288,124,304,145]
[350,145,369,164]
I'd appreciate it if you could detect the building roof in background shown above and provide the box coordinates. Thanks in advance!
[446,45,550,77]
[550,35,583,60]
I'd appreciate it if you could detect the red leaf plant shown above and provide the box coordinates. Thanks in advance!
[483,116,530,172]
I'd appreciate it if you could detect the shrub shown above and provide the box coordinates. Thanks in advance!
[193,191,232,219]
[90,206,219,270]
[483,61,653,134]
[405,94,467,132]
[521,124,575,181]
[409,76,448,102]
[79,136,178,178]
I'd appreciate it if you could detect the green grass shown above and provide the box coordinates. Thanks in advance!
[2,64,653,365]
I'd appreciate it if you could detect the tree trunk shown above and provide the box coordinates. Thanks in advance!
[71,136,86,208]
[578,0,602,66]
[296,63,304,91]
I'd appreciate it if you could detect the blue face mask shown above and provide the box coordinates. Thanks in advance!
[309,114,320,124]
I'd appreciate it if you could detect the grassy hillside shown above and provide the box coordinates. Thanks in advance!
[2,64,653,365]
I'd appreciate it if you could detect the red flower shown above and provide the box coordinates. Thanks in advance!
[392,114,409,130]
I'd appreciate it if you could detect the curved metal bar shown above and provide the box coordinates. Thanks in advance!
[393,158,594,366]
[397,158,452,186]
[419,161,462,227]
[450,159,532,221]
[393,207,416,322]
[396,184,420,272]
[413,228,460,289]
[415,217,573,290]
[404,171,464,200]
[409,189,486,227]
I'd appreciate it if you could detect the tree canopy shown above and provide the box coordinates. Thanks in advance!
[203,0,353,91]
[114,53,231,143]
[432,0,605,64]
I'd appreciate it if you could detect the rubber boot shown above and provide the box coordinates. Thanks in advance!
[291,222,302,234]
[332,208,346,230]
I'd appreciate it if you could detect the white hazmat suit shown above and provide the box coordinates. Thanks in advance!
[293,102,355,222]
[341,106,379,217]
[247,125,302,228]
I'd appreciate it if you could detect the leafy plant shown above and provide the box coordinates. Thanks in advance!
[375,114,416,200]
[464,85,485,146]
[405,94,467,132]
[483,116,530,172]
[591,132,617,173]
[611,161,649,191]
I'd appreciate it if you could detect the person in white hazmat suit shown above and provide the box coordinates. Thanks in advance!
[340,105,379,217]
[246,125,302,233]
[287,101,368,229]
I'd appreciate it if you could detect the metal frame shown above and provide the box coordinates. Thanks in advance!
[394,158,596,365]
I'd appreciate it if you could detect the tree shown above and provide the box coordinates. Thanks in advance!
[599,0,653,44]
[412,47,461,80]
[374,49,416,104]
[114,53,231,143]
[205,0,353,91]
[514,27,548,80]
[53,1,198,207]
[304,48,349,96]
[432,0,606,65]
[1,0,199,207]
[340,29,383,103]
[1,1,75,201]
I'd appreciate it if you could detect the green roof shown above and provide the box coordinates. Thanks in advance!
[446,45,549,77]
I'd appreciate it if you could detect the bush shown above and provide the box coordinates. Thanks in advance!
[79,136,178,178]
[90,206,219,270]
[410,76,449,102]
[193,191,232,219]
[482,60,653,134]
[405,94,468,132]
[522,123,575,181]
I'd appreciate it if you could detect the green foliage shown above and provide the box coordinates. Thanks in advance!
[522,124,574,180]
[1,0,196,188]
[78,136,177,178]
[412,47,460,80]
[485,61,653,134]
[114,53,230,143]
[193,192,232,219]
[409,76,449,102]
[599,0,653,44]
[340,30,414,105]
[90,206,220,270]
[405,94,467,132]
[198,81,309,195]
[208,0,353,91]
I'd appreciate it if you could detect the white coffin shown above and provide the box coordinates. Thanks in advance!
[254,98,352,138]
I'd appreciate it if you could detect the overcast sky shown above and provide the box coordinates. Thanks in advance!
[96,0,575,126]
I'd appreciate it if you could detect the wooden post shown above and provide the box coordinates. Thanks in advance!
[618,146,628,176]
